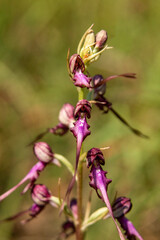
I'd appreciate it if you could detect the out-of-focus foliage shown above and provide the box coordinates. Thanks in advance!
[0,0,159,239]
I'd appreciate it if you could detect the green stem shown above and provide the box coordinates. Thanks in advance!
[76,87,84,240]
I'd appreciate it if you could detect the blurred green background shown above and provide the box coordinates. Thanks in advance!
[0,0,159,239]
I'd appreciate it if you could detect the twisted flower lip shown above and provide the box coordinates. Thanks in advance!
[88,158,125,240]
[63,116,91,204]
[0,142,59,202]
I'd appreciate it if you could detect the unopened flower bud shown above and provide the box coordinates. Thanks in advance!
[77,26,109,65]
[95,30,108,50]
[112,197,132,218]
[69,54,85,74]
[59,103,75,128]
[87,148,105,168]
[61,220,75,238]
[70,198,78,220]
[34,142,54,163]
[92,74,106,99]
[74,100,92,119]
[31,184,51,206]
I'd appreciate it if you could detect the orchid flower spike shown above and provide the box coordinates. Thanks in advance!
[69,54,91,88]
[0,142,60,201]
[112,197,144,240]
[87,148,125,240]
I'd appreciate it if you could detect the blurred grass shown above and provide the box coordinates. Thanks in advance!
[0,0,160,239]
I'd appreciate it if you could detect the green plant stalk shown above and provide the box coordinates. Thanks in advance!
[76,87,84,240]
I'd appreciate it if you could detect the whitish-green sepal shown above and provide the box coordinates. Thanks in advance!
[82,207,109,230]
[54,153,74,176]
[49,196,61,207]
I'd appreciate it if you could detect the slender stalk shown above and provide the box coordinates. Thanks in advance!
[76,87,84,240]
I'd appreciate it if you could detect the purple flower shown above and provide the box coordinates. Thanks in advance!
[92,74,148,139]
[95,30,108,50]
[28,104,75,145]
[92,74,106,99]
[31,184,52,206]
[87,148,125,240]
[34,142,54,163]
[117,217,143,240]
[49,123,69,136]
[58,103,75,128]
[0,203,45,224]
[73,72,91,88]
[63,100,91,202]
[69,54,85,74]
[74,99,92,119]
[70,100,91,179]
[0,184,58,224]
[112,197,132,219]
[50,103,75,135]
[86,147,105,168]
[69,54,91,88]
[112,197,143,240]
[25,203,45,223]
[92,73,136,90]
[0,142,59,201]
[89,164,112,202]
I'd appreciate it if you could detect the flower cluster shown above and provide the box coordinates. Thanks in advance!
[0,25,146,240]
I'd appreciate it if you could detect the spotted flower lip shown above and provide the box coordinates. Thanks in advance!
[73,71,92,88]
[89,164,112,199]
[71,117,91,143]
